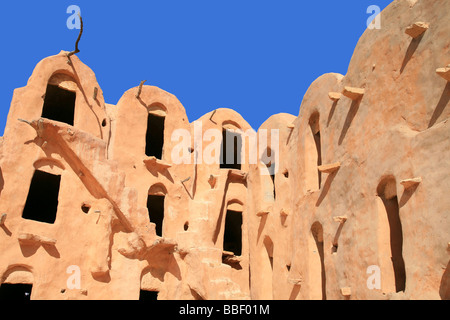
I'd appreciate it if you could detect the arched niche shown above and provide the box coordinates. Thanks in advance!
[376,176,406,294]
[259,236,274,299]
[147,103,167,118]
[305,111,322,191]
[227,199,244,212]
[1,265,34,284]
[0,167,4,196]
[309,221,326,300]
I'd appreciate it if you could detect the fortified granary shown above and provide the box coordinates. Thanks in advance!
[0,0,448,300]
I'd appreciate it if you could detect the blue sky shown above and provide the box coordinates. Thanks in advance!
[0,0,392,135]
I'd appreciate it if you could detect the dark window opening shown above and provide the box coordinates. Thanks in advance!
[145,114,165,159]
[223,210,242,256]
[184,221,189,231]
[331,244,338,254]
[0,284,32,300]
[147,195,165,237]
[220,130,242,170]
[22,170,61,224]
[81,203,91,214]
[139,290,158,300]
[42,84,76,126]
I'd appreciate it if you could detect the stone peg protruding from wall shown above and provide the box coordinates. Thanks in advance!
[436,65,450,82]
[400,177,422,189]
[318,162,341,174]
[405,22,429,38]
[328,92,342,102]
[342,87,365,100]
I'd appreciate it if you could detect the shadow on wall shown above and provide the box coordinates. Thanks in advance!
[0,167,3,196]
[428,82,450,128]
[400,33,425,74]
[338,99,361,146]
[440,261,450,300]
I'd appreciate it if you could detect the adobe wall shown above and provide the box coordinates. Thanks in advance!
[0,0,448,300]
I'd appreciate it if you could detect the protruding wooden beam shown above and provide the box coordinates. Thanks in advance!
[333,215,348,224]
[287,123,295,129]
[328,92,342,102]
[342,87,365,100]
[280,208,289,217]
[18,233,57,246]
[405,21,429,38]
[436,65,450,82]
[256,211,269,217]
[143,156,172,170]
[318,162,341,174]
[400,177,422,189]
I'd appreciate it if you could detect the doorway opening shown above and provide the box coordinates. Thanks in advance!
[42,84,76,126]
[22,170,61,224]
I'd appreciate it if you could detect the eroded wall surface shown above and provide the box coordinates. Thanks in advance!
[0,0,448,300]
